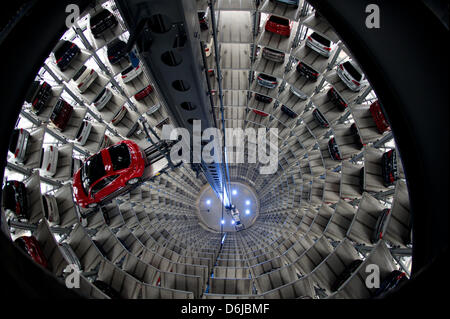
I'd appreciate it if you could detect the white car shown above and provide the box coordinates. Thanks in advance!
[289,85,308,100]
[92,87,112,111]
[111,105,127,125]
[205,37,213,57]
[72,65,98,93]
[146,103,161,116]
[39,145,59,177]
[337,61,367,92]
[9,128,30,163]
[121,64,142,83]
[306,31,334,57]
[75,120,92,146]
[42,194,60,225]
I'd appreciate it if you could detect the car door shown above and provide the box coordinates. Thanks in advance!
[89,175,120,202]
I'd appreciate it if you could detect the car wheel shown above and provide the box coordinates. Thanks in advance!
[127,178,140,185]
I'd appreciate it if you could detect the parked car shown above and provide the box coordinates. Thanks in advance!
[296,61,320,81]
[328,137,342,160]
[14,236,49,269]
[53,40,80,71]
[350,123,364,149]
[2,180,28,220]
[73,140,147,208]
[90,9,118,38]
[92,87,112,111]
[265,15,292,37]
[76,120,92,146]
[205,37,214,57]
[254,93,273,104]
[337,61,367,91]
[107,39,129,65]
[257,73,278,89]
[281,105,298,118]
[312,108,329,128]
[306,32,333,57]
[370,100,390,134]
[25,81,52,115]
[39,145,59,177]
[331,259,363,292]
[290,85,308,100]
[72,65,98,93]
[121,64,142,83]
[252,109,269,117]
[262,47,285,63]
[59,242,82,271]
[328,87,348,111]
[134,84,153,101]
[111,105,127,126]
[93,280,121,299]
[373,270,407,298]
[271,0,300,7]
[42,194,60,225]
[198,11,209,30]
[9,128,30,163]
[371,208,391,243]
[128,50,140,67]
[382,149,398,187]
[155,117,170,130]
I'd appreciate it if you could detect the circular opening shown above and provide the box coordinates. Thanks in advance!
[180,102,196,111]
[161,51,182,66]
[172,80,190,92]
[148,14,172,33]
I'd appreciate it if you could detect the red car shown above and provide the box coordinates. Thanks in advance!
[252,109,269,117]
[134,84,153,101]
[51,99,73,131]
[73,140,147,208]
[370,100,390,133]
[15,236,49,269]
[265,15,292,37]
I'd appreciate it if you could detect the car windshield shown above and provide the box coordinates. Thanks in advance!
[259,73,276,81]
[269,15,289,26]
[90,9,110,25]
[108,143,131,171]
[343,62,363,80]
[25,81,40,103]
[9,130,20,153]
[54,41,72,59]
[81,153,106,195]
[310,32,331,47]
[72,65,87,81]
[93,88,106,103]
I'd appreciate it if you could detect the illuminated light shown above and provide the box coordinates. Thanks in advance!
[221,219,225,225]
[245,200,250,205]
[245,209,250,215]
[232,189,237,195]
[206,199,211,205]
[231,220,235,225]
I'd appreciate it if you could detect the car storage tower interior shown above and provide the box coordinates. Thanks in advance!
[2,0,417,299]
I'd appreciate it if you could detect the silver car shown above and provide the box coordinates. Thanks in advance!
[9,128,30,163]
[337,61,367,92]
[39,145,59,177]
[92,88,112,111]
[306,32,334,57]
[289,85,308,100]
[42,194,60,225]
[72,65,98,93]
[257,73,278,89]
[75,120,92,146]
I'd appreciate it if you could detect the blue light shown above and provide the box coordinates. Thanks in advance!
[231,220,235,225]
[221,219,225,225]
[232,189,237,195]
[206,199,211,205]
[245,209,250,215]
[245,200,251,205]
